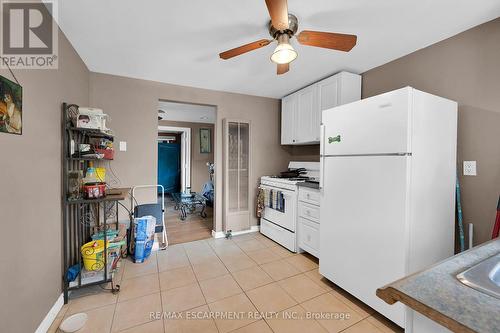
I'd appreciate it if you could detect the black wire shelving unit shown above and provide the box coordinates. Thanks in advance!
[61,102,123,303]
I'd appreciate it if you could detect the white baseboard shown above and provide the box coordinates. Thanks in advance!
[35,293,64,333]
[212,230,225,238]
[212,225,260,239]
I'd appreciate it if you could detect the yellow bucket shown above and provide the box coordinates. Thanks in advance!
[81,240,109,271]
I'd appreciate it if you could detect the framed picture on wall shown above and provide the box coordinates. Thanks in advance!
[200,128,211,153]
[0,75,22,135]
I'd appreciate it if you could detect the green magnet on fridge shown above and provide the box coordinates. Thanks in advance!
[328,135,341,143]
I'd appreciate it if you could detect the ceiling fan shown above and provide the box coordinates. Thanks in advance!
[219,0,357,75]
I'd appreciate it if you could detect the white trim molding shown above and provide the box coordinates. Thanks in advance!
[35,293,64,333]
[212,225,260,239]
[158,125,191,192]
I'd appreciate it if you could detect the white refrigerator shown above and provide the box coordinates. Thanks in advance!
[319,87,457,329]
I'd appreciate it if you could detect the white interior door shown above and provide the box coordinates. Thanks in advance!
[319,155,409,327]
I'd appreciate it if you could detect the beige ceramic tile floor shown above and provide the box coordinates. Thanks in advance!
[49,232,403,333]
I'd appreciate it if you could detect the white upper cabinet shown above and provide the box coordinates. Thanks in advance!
[281,71,361,145]
[297,85,318,143]
[281,93,298,144]
[318,75,339,111]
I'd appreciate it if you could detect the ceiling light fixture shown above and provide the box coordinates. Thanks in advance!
[270,34,297,64]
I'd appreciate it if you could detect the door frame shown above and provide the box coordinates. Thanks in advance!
[158,126,191,192]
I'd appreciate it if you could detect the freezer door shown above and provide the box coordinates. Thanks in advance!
[319,155,409,327]
[322,87,411,156]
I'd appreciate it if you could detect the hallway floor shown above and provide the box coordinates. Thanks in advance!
[165,195,213,245]
[50,232,402,333]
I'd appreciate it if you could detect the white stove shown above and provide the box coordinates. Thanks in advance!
[259,162,319,252]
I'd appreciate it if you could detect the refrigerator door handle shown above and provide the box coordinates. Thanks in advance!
[320,124,325,189]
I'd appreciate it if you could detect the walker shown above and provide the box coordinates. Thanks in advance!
[129,185,168,253]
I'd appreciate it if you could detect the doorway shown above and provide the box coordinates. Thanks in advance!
[158,126,191,193]
[158,136,181,193]
[158,100,216,245]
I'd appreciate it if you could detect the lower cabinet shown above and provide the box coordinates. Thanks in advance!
[298,217,320,257]
[297,187,320,258]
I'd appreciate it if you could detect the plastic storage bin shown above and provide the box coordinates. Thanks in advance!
[133,216,156,263]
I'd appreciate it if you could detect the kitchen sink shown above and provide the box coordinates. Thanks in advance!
[457,253,500,299]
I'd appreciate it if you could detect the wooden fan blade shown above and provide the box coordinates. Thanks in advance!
[265,0,289,31]
[219,39,272,60]
[277,63,289,75]
[297,30,357,51]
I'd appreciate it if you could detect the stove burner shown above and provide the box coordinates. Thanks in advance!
[287,177,310,181]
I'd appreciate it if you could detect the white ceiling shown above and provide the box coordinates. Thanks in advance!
[158,101,216,124]
[58,1,500,98]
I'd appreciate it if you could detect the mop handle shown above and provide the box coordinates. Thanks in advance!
[456,175,465,252]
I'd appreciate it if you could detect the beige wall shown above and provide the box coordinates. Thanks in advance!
[0,35,89,332]
[158,120,215,192]
[362,18,500,245]
[89,73,290,231]
[286,145,321,162]
[8,13,498,333]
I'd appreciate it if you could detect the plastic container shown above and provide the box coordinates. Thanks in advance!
[84,164,97,183]
[133,216,156,263]
[91,229,118,241]
[83,183,106,199]
[95,148,114,160]
[95,167,106,182]
[81,240,109,271]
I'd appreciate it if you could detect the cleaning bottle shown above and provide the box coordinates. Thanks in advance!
[85,161,97,184]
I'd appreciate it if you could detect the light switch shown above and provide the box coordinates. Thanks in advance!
[463,161,477,176]
[119,141,127,152]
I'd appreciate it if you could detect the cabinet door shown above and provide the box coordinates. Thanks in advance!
[317,76,339,141]
[337,72,362,105]
[297,85,318,143]
[281,94,297,144]
[318,75,339,112]
[298,217,319,258]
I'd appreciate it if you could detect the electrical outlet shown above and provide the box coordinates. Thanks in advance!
[463,161,477,176]
[119,141,127,152]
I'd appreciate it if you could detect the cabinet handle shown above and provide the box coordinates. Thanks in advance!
[306,194,310,199]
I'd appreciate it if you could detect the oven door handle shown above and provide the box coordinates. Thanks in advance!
[259,185,295,196]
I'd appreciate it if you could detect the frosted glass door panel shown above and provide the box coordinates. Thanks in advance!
[228,170,238,212]
[239,123,249,170]
[228,122,239,212]
[239,169,249,210]
[239,123,249,211]
[224,119,251,232]
[228,123,239,170]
